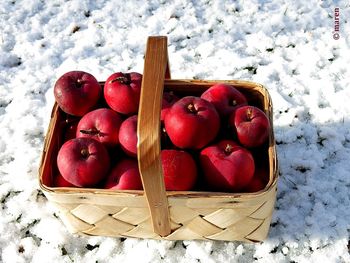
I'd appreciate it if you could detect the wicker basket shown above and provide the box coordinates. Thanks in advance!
[38,36,278,242]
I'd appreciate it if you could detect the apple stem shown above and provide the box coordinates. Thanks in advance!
[109,75,130,85]
[80,148,90,158]
[246,107,253,120]
[232,99,237,106]
[224,144,233,154]
[80,128,100,136]
[187,103,197,113]
[75,78,83,88]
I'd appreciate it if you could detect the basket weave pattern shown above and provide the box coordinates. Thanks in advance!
[47,183,276,241]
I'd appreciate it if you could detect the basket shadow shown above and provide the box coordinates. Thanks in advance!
[267,119,350,244]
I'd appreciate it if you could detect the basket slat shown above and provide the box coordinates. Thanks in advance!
[186,217,223,236]
[59,210,92,233]
[124,225,159,239]
[165,226,203,241]
[169,206,200,223]
[84,216,134,237]
[245,215,273,241]
[203,206,262,228]
[113,207,150,225]
[249,196,277,219]
[206,217,264,241]
[70,204,109,225]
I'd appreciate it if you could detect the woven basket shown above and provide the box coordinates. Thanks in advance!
[38,36,278,242]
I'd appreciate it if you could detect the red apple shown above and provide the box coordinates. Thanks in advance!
[104,72,142,115]
[164,96,220,149]
[200,140,255,192]
[161,91,179,121]
[243,176,266,193]
[201,83,247,118]
[104,159,142,190]
[243,151,269,192]
[57,137,110,187]
[119,115,138,157]
[108,144,126,161]
[54,71,101,116]
[76,108,123,148]
[64,120,79,141]
[160,92,179,149]
[160,122,173,149]
[161,149,197,191]
[54,173,75,187]
[229,105,270,148]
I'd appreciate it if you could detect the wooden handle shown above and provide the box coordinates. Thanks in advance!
[137,36,171,237]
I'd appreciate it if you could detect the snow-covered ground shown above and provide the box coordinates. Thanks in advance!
[0,0,349,262]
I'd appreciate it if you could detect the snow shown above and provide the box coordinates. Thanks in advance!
[0,0,350,262]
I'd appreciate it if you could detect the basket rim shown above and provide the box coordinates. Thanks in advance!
[38,78,278,201]
[39,174,277,199]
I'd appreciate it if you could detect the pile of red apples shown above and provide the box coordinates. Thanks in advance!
[53,71,271,193]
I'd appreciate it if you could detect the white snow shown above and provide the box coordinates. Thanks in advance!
[0,0,350,262]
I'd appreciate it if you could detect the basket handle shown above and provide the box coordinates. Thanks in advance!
[137,36,171,237]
